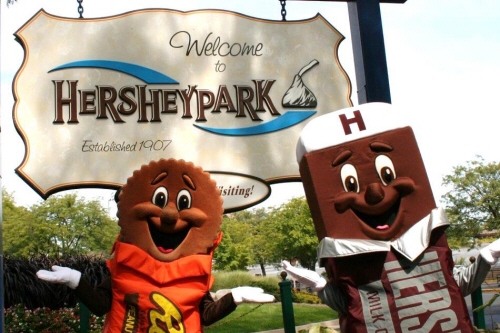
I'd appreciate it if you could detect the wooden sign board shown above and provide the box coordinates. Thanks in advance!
[14,9,352,211]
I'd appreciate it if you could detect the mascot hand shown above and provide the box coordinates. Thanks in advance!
[282,260,326,292]
[480,238,500,265]
[231,286,275,305]
[36,265,82,289]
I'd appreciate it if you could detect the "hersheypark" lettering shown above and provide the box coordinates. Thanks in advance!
[52,80,278,124]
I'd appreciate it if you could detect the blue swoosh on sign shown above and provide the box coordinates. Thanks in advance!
[194,111,316,136]
[49,60,178,84]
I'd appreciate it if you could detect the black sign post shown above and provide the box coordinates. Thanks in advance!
[347,0,395,104]
[288,0,406,104]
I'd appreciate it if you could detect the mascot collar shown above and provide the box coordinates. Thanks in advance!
[110,241,214,285]
[317,208,449,262]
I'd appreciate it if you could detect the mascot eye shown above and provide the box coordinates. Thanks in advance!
[152,187,168,208]
[340,164,359,193]
[375,155,396,186]
[177,189,192,211]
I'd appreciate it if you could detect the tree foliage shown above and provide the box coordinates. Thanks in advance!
[3,188,319,271]
[442,156,500,248]
[214,197,319,273]
[214,212,253,271]
[266,198,318,270]
[2,189,34,255]
[2,189,119,257]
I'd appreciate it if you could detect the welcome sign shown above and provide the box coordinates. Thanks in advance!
[13,9,352,211]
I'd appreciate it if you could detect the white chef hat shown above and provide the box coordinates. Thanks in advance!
[296,102,409,163]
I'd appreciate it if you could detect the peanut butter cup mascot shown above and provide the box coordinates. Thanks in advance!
[38,158,273,333]
[282,103,500,332]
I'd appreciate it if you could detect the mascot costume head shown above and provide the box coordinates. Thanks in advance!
[117,158,223,262]
[297,103,435,243]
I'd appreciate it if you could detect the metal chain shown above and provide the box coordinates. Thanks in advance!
[77,0,84,18]
[280,0,287,21]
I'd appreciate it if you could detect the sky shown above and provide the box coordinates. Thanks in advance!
[2,0,500,215]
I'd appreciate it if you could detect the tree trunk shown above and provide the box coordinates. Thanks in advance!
[259,259,267,276]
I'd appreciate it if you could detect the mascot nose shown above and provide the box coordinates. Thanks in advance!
[161,203,180,224]
[365,183,385,205]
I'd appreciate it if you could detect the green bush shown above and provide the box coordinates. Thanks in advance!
[4,303,104,333]
[212,271,281,301]
[211,271,280,292]
[292,291,322,304]
[211,271,255,291]
[249,276,281,300]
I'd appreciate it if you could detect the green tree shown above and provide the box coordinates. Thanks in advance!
[248,208,278,276]
[442,156,500,248]
[213,208,277,275]
[267,197,318,270]
[3,191,119,257]
[214,212,253,271]
[2,189,34,256]
[213,197,319,273]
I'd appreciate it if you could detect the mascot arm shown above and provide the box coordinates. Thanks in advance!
[281,261,346,313]
[453,255,491,296]
[199,292,237,326]
[453,238,500,296]
[200,287,275,326]
[317,283,348,315]
[281,260,326,291]
[75,277,113,316]
[36,265,81,289]
[37,265,112,316]
[480,238,500,266]
[231,286,275,305]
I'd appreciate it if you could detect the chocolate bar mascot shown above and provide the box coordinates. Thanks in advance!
[38,159,273,333]
[282,103,500,332]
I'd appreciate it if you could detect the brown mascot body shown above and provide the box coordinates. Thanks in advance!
[283,103,500,333]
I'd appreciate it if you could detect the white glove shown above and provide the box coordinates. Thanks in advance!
[231,286,275,305]
[480,238,500,265]
[281,260,326,292]
[36,265,82,290]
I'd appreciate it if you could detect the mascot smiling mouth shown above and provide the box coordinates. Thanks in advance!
[148,221,190,254]
[353,201,400,231]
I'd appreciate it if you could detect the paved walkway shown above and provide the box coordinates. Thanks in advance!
[255,319,340,333]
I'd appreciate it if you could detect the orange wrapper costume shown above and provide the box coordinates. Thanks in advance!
[101,241,222,332]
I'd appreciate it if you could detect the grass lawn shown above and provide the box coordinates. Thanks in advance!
[204,303,338,333]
